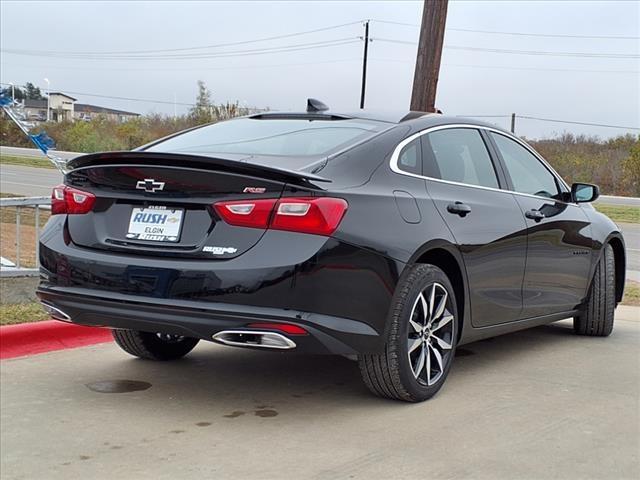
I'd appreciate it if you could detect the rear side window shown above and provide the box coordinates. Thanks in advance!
[422,128,499,189]
[397,139,422,175]
[490,133,561,199]
[146,118,386,158]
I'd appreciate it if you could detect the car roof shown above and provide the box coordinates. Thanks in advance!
[249,109,506,132]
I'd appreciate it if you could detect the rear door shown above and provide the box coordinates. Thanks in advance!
[419,127,527,327]
[487,131,593,317]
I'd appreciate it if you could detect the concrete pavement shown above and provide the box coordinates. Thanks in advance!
[1,308,638,480]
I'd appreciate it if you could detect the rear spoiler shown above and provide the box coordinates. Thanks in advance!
[67,151,331,186]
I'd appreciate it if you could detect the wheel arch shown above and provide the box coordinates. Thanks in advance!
[408,241,468,343]
[606,234,626,304]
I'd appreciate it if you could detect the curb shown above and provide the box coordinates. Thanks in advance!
[0,320,112,360]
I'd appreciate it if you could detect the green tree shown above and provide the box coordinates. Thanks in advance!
[189,80,214,125]
[24,82,44,100]
[622,140,640,196]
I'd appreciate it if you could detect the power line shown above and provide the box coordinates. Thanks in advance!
[439,63,639,75]
[5,58,637,75]
[1,21,365,56]
[458,114,640,130]
[370,58,639,74]
[371,19,640,40]
[518,116,640,130]
[2,38,361,61]
[448,27,640,40]
[2,58,363,73]
[373,38,640,59]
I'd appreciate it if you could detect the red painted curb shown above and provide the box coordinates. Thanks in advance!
[0,320,112,360]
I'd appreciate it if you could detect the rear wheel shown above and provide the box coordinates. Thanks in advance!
[574,244,616,336]
[112,329,199,360]
[359,264,457,402]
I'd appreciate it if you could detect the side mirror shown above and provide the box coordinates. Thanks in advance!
[571,183,599,203]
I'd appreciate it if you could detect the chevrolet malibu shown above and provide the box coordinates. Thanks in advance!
[37,100,626,402]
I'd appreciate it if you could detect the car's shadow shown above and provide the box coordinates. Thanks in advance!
[84,320,585,412]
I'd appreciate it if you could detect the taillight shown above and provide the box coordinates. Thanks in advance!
[51,184,96,215]
[271,197,348,236]
[213,199,277,228]
[213,197,348,236]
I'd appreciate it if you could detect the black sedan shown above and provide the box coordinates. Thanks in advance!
[37,100,626,402]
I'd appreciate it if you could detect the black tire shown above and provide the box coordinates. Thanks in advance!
[574,244,616,336]
[112,329,199,360]
[358,264,458,402]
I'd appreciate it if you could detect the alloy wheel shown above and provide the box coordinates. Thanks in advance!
[407,282,455,385]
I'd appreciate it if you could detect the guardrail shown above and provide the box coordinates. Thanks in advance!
[0,196,51,277]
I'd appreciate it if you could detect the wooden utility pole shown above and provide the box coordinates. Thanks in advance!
[410,0,448,112]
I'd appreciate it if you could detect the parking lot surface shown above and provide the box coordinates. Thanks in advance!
[1,308,639,480]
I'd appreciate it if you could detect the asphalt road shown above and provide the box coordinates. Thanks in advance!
[0,164,62,197]
[0,145,80,161]
[1,309,638,480]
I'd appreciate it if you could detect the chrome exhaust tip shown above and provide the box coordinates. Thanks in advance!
[212,330,296,350]
[40,301,71,322]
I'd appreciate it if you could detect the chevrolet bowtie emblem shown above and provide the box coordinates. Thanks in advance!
[136,179,165,193]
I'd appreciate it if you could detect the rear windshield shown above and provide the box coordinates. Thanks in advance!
[145,117,386,157]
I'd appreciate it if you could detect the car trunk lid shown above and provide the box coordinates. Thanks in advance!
[64,152,328,260]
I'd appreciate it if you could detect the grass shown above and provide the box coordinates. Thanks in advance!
[0,302,49,326]
[594,204,639,224]
[623,280,640,307]
[0,154,55,169]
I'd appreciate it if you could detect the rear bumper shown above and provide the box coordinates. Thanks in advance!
[36,286,377,354]
[38,217,403,354]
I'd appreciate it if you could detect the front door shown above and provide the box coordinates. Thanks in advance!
[420,127,528,327]
[488,131,593,318]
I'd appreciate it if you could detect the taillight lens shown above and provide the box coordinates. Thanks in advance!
[213,199,277,228]
[51,184,96,215]
[213,197,348,236]
[271,197,348,236]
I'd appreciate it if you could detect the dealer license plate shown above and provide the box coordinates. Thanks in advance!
[126,206,184,242]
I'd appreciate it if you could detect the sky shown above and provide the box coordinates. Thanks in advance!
[1,0,639,139]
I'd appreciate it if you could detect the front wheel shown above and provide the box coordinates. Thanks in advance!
[574,244,616,336]
[359,264,458,402]
[112,329,200,360]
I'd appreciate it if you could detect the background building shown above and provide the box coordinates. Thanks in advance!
[20,92,138,123]
[73,103,140,122]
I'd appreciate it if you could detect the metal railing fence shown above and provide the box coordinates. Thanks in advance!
[0,196,51,277]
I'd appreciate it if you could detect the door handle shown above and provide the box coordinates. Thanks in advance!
[525,209,545,222]
[447,202,471,217]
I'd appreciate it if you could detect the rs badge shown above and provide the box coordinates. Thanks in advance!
[203,246,238,255]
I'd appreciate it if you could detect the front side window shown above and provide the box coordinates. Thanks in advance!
[422,128,499,189]
[146,117,386,159]
[490,133,560,199]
